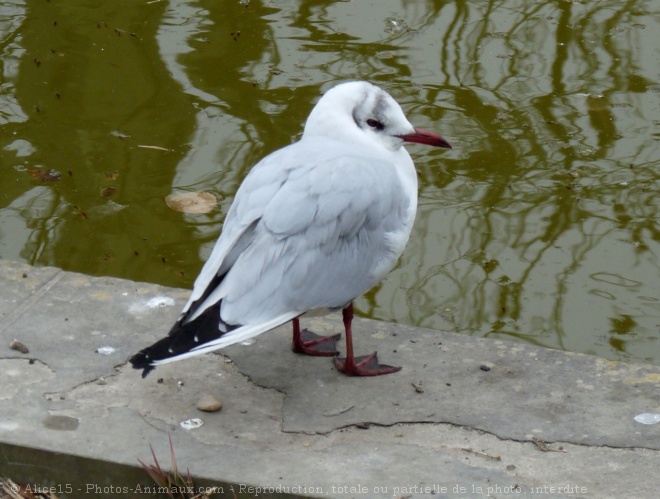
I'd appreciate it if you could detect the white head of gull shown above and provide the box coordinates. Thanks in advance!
[130,81,451,377]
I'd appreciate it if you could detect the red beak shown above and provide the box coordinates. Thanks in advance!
[398,128,452,149]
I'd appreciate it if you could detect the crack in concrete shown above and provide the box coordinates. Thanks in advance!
[0,356,49,367]
[98,355,660,458]
[0,270,64,335]
[42,366,123,404]
[0,357,56,400]
[290,419,660,453]
[231,359,660,452]
[227,354,290,399]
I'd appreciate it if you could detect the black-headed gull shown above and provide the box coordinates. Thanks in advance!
[130,81,451,377]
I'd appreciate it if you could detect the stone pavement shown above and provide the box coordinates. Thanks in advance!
[1,259,659,498]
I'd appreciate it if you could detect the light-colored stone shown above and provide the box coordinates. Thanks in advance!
[196,394,222,412]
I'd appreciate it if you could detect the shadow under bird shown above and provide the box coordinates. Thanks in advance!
[130,80,451,377]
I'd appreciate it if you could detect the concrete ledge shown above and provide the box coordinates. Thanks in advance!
[1,259,659,498]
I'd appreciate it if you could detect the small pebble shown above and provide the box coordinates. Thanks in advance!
[196,394,222,412]
[10,339,29,354]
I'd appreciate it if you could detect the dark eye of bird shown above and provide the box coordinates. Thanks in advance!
[366,118,384,131]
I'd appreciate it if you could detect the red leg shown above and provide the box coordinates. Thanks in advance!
[333,303,401,376]
[291,317,340,356]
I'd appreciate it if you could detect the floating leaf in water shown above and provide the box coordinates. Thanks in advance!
[26,168,61,182]
[165,191,217,214]
[100,186,118,197]
[384,17,409,35]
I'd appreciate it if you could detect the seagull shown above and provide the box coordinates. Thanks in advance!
[130,81,451,377]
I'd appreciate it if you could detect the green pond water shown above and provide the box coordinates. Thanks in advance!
[1,0,658,364]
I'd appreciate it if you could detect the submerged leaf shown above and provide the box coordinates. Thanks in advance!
[87,200,128,217]
[100,187,118,197]
[26,168,61,182]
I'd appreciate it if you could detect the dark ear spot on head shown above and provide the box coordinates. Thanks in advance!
[366,119,385,131]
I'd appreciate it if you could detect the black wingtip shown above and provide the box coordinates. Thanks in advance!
[129,350,155,378]
[128,300,233,379]
[141,365,155,378]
